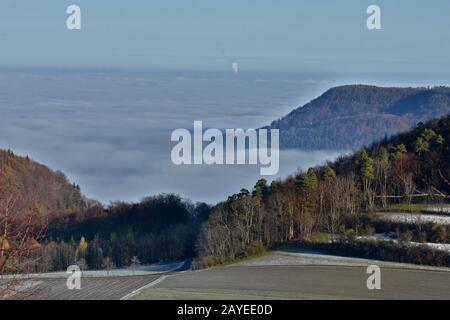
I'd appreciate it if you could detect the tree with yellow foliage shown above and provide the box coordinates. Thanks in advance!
[76,236,88,260]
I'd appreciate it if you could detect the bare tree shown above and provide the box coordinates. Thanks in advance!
[326,175,360,238]
[401,173,416,210]
[0,173,47,299]
[130,256,142,275]
[102,257,115,276]
[75,258,88,272]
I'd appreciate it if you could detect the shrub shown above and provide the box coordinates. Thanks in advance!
[399,230,413,242]
[308,232,332,243]
[245,242,267,257]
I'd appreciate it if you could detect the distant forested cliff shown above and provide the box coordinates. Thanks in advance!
[268,85,450,150]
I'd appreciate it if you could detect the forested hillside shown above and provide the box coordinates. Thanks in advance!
[268,85,450,150]
[31,195,210,272]
[0,149,87,214]
[0,149,210,273]
[196,115,450,268]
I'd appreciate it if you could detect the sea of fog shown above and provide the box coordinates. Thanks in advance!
[0,69,345,204]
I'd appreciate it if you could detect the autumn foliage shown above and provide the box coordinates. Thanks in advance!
[0,171,47,298]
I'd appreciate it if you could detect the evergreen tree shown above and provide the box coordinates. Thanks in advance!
[321,165,336,182]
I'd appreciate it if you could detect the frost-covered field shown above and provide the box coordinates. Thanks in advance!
[133,250,450,300]
[3,260,187,280]
[377,212,450,225]
[2,260,189,300]
[233,249,450,271]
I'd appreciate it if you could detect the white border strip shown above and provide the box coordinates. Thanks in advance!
[120,275,169,300]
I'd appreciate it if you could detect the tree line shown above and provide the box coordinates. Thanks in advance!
[27,194,210,272]
[194,115,450,268]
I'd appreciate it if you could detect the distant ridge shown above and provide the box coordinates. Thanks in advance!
[267,85,450,150]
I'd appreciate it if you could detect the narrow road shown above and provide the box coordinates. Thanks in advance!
[6,260,191,300]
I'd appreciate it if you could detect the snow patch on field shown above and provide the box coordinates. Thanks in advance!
[428,205,450,213]
[377,212,450,225]
[357,233,394,242]
[356,235,450,253]
[407,241,450,253]
[232,249,450,271]
[4,260,188,280]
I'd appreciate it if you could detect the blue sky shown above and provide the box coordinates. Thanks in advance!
[1,1,450,203]
[1,0,450,74]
